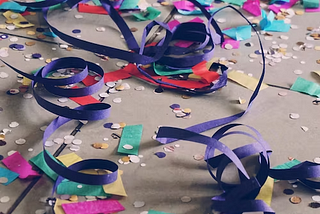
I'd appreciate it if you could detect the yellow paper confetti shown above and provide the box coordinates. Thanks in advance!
[3,11,34,28]
[256,176,274,206]
[228,70,268,91]
[56,153,83,167]
[56,153,127,197]
[53,199,73,214]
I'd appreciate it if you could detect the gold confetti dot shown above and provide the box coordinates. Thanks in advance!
[182,108,191,114]
[115,85,125,91]
[316,59,320,64]
[66,47,73,51]
[130,27,138,32]
[121,156,130,162]
[5,20,13,24]
[69,195,78,201]
[160,1,169,5]
[27,31,35,35]
[307,27,314,31]
[36,34,46,39]
[45,59,52,64]
[295,10,304,15]
[181,95,191,99]
[119,122,126,128]
[315,46,320,51]
[25,41,35,46]
[0,24,6,29]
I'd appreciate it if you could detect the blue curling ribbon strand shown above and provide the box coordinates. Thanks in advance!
[8,0,320,213]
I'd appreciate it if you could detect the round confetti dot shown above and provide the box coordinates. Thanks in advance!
[45,140,54,147]
[133,201,145,208]
[70,145,80,151]
[224,43,233,50]
[23,93,33,99]
[181,196,192,203]
[140,163,146,167]
[0,196,10,203]
[99,92,109,98]
[217,18,226,23]
[72,29,81,34]
[283,189,294,195]
[314,157,320,164]
[113,98,122,103]
[111,123,121,130]
[278,91,287,96]
[58,97,68,103]
[28,148,33,152]
[154,152,166,158]
[96,27,106,32]
[77,185,82,188]
[72,139,82,145]
[0,177,8,184]
[0,140,6,146]
[9,37,18,42]
[129,155,140,163]
[9,121,19,128]
[312,195,320,202]
[289,113,300,119]
[293,70,303,75]
[32,53,41,59]
[123,144,133,150]
[309,202,320,208]
[135,86,145,91]
[289,196,301,204]
[15,138,26,145]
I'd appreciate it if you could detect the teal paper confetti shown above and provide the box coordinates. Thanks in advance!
[222,0,246,6]
[272,159,301,170]
[0,167,19,186]
[153,63,192,76]
[260,10,290,32]
[132,7,161,21]
[148,210,174,214]
[290,77,320,97]
[222,25,252,41]
[0,2,27,13]
[118,124,143,155]
[30,151,60,181]
[119,0,140,10]
[303,0,319,8]
[57,179,110,196]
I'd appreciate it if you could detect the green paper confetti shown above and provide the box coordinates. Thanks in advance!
[222,0,247,6]
[272,159,301,170]
[117,124,143,155]
[132,7,161,21]
[30,151,60,181]
[303,0,319,8]
[57,180,110,196]
[290,77,320,97]
[153,63,193,76]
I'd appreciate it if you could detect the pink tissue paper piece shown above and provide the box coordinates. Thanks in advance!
[175,17,204,48]
[173,1,195,11]
[61,199,125,214]
[268,0,299,13]
[173,1,213,11]
[167,19,180,30]
[2,151,41,179]
[242,0,261,16]
[222,39,240,49]
[306,7,320,12]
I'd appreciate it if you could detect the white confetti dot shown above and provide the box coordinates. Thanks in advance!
[23,93,33,99]
[113,98,122,104]
[45,140,54,147]
[293,70,303,75]
[0,196,10,203]
[289,113,300,119]
[9,121,19,128]
[15,138,26,145]
[133,201,145,208]
[53,138,64,144]
[181,196,192,203]
[123,144,133,150]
